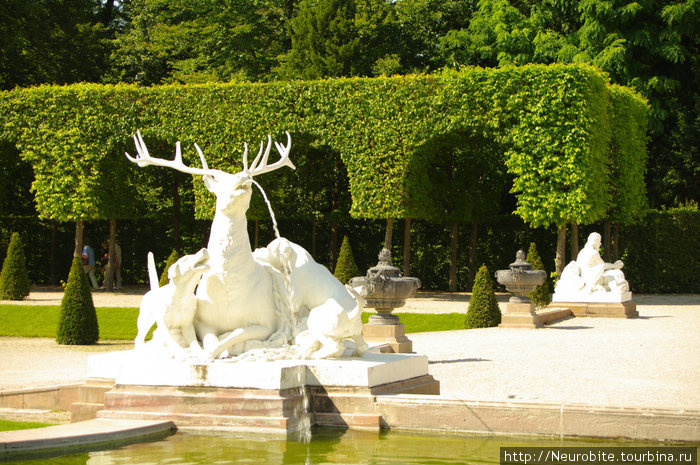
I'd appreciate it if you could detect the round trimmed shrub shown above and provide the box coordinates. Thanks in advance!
[57,256,99,345]
[159,249,180,287]
[334,236,361,284]
[0,232,31,300]
[465,264,501,328]
[526,242,551,309]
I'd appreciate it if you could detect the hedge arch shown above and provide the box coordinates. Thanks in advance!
[0,64,647,233]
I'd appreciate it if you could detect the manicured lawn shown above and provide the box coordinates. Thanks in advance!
[360,312,466,333]
[0,305,140,340]
[0,419,55,432]
[0,305,466,340]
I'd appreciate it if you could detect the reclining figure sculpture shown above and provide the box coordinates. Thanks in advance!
[554,232,630,300]
[126,131,367,361]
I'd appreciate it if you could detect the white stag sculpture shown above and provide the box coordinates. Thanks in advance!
[126,131,367,361]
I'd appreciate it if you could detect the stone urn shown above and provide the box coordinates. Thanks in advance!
[494,250,546,303]
[495,250,547,329]
[350,248,421,324]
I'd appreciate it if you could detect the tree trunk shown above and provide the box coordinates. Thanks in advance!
[403,218,412,276]
[612,223,620,261]
[311,219,317,258]
[603,220,611,262]
[570,223,579,260]
[50,221,57,285]
[468,222,479,287]
[449,221,458,291]
[555,224,567,279]
[329,220,339,270]
[104,219,117,291]
[74,220,84,257]
[173,172,181,252]
[384,218,394,251]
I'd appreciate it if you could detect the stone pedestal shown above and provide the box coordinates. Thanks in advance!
[552,292,638,318]
[550,300,638,318]
[362,323,413,353]
[499,302,543,329]
[86,350,438,435]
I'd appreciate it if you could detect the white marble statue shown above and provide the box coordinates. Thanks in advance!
[554,232,630,302]
[135,249,210,357]
[126,131,367,361]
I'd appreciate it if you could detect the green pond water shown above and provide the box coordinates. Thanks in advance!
[4,428,675,465]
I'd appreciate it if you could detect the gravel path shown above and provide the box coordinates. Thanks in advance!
[1,289,698,412]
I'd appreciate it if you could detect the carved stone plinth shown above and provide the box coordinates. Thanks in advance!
[87,350,438,434]
[362,323,413,353]
[499,303,543,329]
[551,300,638,318]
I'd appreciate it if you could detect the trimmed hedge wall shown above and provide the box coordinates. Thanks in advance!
[0,64,645,230]
[620,206,700,294]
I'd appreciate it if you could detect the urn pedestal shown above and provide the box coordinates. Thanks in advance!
[350,249,421,353]
[495,251,547,329]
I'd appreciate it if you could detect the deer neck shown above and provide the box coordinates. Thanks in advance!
[207,210,255,274]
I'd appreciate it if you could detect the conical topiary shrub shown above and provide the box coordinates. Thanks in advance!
[0,232,31,300]
[465,264,501,328]
[526,242,551,309]
[333,236,360,284]
[57,256,99,345]
[159,249,180,287]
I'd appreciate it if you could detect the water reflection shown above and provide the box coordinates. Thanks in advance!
[5,428,667,465]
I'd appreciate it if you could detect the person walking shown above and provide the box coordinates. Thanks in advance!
[81,239,98,290]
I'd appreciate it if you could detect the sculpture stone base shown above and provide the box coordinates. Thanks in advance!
[498,303,542,329]
[552,291,632,303]
[362,323,413,353]
[549,300,638,318]
[86,351,438,435]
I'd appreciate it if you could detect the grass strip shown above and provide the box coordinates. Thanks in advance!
[0,305,466,340]
[0,419,55,432]
[0,305,140,340]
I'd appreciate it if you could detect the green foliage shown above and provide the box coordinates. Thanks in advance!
[278,0,362,80]
[159,249,180,287]
[334,236,360,284]
[0,0,112,90]
[608,85,649,224]
[620,205,700,294]
[526,242,551,309]
[0,232,31,300]
[465,264,501,328]
[56,256,99,345]
[109,0,289,85]
[0,64,643,231]
[439,0,698,209]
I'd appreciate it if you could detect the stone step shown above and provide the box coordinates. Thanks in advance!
[314,412,382,429]
[78,379,114,404]
[538,307,574,325]
[96,409,312,433]
[104,386,307,419]
[0,418,175,458]
[70,402,105,423]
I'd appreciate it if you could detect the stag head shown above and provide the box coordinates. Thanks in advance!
[126,131,295,214]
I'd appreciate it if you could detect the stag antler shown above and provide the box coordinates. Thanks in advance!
[125,130,215,177]
[243,131,295,177]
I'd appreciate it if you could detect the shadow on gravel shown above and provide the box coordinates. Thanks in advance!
[546,326,593,330]
[429,358,491,364]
